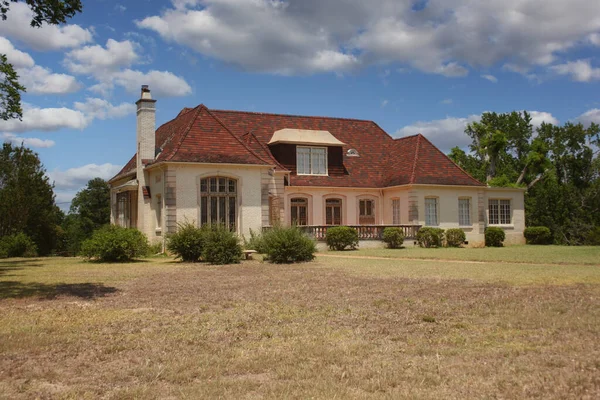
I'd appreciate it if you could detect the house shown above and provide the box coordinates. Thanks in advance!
[108,86,525,246]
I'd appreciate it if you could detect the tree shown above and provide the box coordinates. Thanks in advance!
[0,0,83,120]
[62,178,110,254]
[0,142,60,254]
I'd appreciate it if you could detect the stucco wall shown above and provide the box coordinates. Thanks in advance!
[484,187,526,245]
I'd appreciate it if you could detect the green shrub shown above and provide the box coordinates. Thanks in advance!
[524,226,552,245]
[382,227,405,249]
[202,225,243,265]
[0,233,38,258]
[244,228,267,253]
[326,226,359,251]
[167,221,206,262]
[416,227,445,248]
[148,241,164,255]
[81,225,149,262]
[262,226,316,264]
[485,227,506,247]
[445,228,466,247]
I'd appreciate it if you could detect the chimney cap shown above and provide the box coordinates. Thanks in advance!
[141,85,150,92]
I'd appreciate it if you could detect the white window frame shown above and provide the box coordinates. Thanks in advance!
[297,146,328,176]
[425,197,439,226]
[489,199,511,225]
[458,197,471,226]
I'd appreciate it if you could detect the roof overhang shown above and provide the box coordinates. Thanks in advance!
[112,179,138,192]
[268,128,345,146]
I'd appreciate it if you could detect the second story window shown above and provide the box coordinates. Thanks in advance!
[297,146,327,175]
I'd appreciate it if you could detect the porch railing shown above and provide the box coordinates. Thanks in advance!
[263,225,422,241]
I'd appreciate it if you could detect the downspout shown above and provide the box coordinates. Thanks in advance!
[379,189,384,225]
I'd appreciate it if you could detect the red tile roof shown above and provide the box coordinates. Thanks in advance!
[111,106,484,187]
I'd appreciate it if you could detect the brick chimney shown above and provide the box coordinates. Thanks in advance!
[136,85,156,169]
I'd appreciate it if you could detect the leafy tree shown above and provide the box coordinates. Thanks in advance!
[0,142,60,254]
[0,0,83,120]
[62,178,110,254]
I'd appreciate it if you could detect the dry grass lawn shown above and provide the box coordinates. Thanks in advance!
[1,252,599,399]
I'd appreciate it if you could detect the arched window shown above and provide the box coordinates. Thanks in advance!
[290,197,308,226]
[325,198,342,225]
[200,177,237,230]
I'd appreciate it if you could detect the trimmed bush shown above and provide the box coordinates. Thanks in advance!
[445,228,466,247]
[416,227,445,248]
[0,233,38,258]
[262,226,316,263]
[382,227,405,249]
[167,221,206,262]
[244,228,267,253]
[326,226,359,251]
[202,225,243,265]
[485,227,506,247]
[81,225,149,262]
[524,226,552,245]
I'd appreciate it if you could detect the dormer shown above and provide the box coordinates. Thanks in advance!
[268,129,345,176]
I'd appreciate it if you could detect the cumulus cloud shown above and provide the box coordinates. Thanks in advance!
[74,98,136,121]
[65,39,140,75]
[396,110,560,152]
[0,2,92,50]
[18,65,81,94]
[575,109,600,126]
[550,59,600,82]
[1,133,55,148]
[137,0,600,76]
[0,37,34,68]
[0,104,88,133]
[109,69,192,97]
[481,74,498,83]
[48,163,123,191]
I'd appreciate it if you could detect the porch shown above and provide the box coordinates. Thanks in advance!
[265,224,422,241]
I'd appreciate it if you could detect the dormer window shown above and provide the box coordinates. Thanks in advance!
[297,146,327,175]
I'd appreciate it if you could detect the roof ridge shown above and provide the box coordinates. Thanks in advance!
[409,134,422,184]
[244,131,288,171]
[205,108,273,166]
[416,133,485,186]
[163,105,203,161]
[211,108,374,124]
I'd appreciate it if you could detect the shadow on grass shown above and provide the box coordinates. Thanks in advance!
[0,281,118,300]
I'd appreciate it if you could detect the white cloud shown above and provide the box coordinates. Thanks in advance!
[589,33,600,46]
[381,99,388,107]
[74,98,136,121]
[48,163,123,190]
[481,74,498,83]
[1,133,55,148]
[0,37,34,68]
[0,104,88,133]
[0,2,92,50]
[575,108,600,126]
[441,98,453,105]
[110,69,192,97]
[396,110,560,152]
[137,0,600,76]
[550,59,600,82]
[18,65,81,94]
[65,39,140,75]
[396,115,480,152]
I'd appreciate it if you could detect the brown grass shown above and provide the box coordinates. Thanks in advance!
[1,257,599,399]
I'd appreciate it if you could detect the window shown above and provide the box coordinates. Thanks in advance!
[458,198,471,226]
[359,199,375,225]
[392,199,400,225]
[325,198,342,225]
[156,194,162,229]
[297,146,327,175]
[116,192,130,228]
[200,177,237,230]
[290,197,308,226]
[489,199,511,225]
[425,197,438,226]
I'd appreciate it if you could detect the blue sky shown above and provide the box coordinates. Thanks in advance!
[0,0,599,210]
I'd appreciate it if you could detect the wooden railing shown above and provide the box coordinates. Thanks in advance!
[263,225,422,241]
